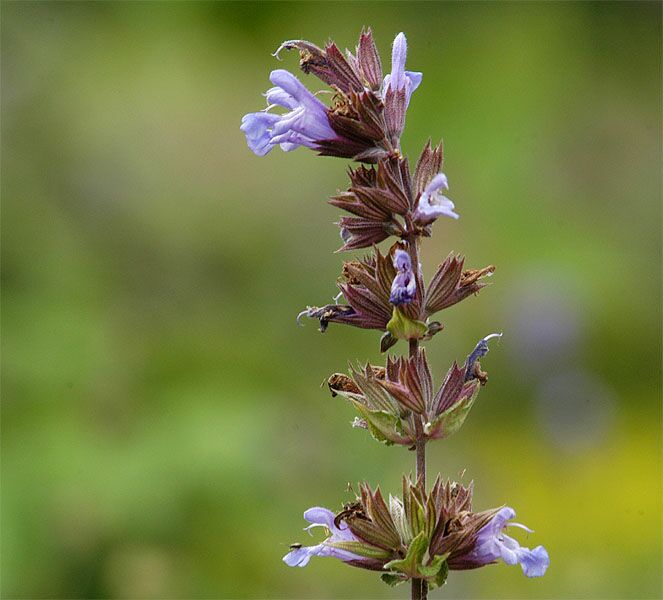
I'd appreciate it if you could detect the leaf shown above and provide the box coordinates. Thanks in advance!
[429,381,480,439]
[387,307,427,341]
[431,559,449,589]
[329,540,392,560]
[380,572,407,587]
[357,28,383,89]
[348,517,398,550]
[350,401,405,446]
[383,531,428,577]
[419,553,448,579]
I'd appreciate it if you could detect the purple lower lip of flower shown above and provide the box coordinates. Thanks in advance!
[463,507,550,578]
[389,249,416,305]
[282,507,364,568]
[241,69,337,156]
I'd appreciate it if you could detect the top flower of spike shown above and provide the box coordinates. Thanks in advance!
[240,30,422,161]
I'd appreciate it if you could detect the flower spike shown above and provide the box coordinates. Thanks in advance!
[242,28,548,594]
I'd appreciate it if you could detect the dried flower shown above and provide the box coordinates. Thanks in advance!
[465,332,502,381]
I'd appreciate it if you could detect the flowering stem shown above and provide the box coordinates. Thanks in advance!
[409,338,428,600]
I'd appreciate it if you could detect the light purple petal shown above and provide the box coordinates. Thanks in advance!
[382,33,422,107]
[497,534,522,566]
[415,193,459,222]
[240,112,280,156]
[414,171,459,223]
[269,69,328,113]
[304,507,336,529]
[390,32,408,90]
[393,249,411,271]
[242,68,337,156]
[283,545,319,567]
[424,173,449,194]
[518,545,550,578]
[283,506,366,569]
[405,71,422,93]
[265,86,298,109]
[488,507,516,533]
[390,249,416,305]
[464,506,549,578]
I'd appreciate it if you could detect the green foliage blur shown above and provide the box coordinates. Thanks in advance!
[2,2,661,598]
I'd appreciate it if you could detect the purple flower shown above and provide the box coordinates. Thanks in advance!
[382,32,422,106]
[389,249,416,305]
[283,507,363,567]
[241,69,337,156]
[414,173,459,224]
[464,507,550,577]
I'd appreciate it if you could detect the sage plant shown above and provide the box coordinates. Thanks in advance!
[242,30,549,598]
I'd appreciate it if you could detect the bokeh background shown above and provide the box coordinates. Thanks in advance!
[2,2,661,598]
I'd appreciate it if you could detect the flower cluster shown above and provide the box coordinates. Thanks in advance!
[241,30,420,161]
[241,28,549,596]
[299,242,494,352]
[284,477,549,587]
[327,334,501,446]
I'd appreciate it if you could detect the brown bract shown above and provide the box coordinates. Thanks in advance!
[328,346,489,446]
[301,244,493,345]
[329,477,502,583]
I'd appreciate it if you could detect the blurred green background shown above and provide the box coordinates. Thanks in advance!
[2,1,661,598]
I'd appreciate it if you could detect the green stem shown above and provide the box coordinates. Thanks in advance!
[409,337,428,600]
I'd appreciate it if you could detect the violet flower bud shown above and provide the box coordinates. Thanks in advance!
[381,32,423,141]
[382,32,422,106]
[389,249,416,305]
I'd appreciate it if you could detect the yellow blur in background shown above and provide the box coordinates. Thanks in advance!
[2,2,661,598]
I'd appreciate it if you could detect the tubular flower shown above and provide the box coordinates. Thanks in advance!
[382,32,422,142]
[283,507,367,568]
[414,173,459,224]
[390,249,416,305]
[241,69,337,156]
[453,507,550,577]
